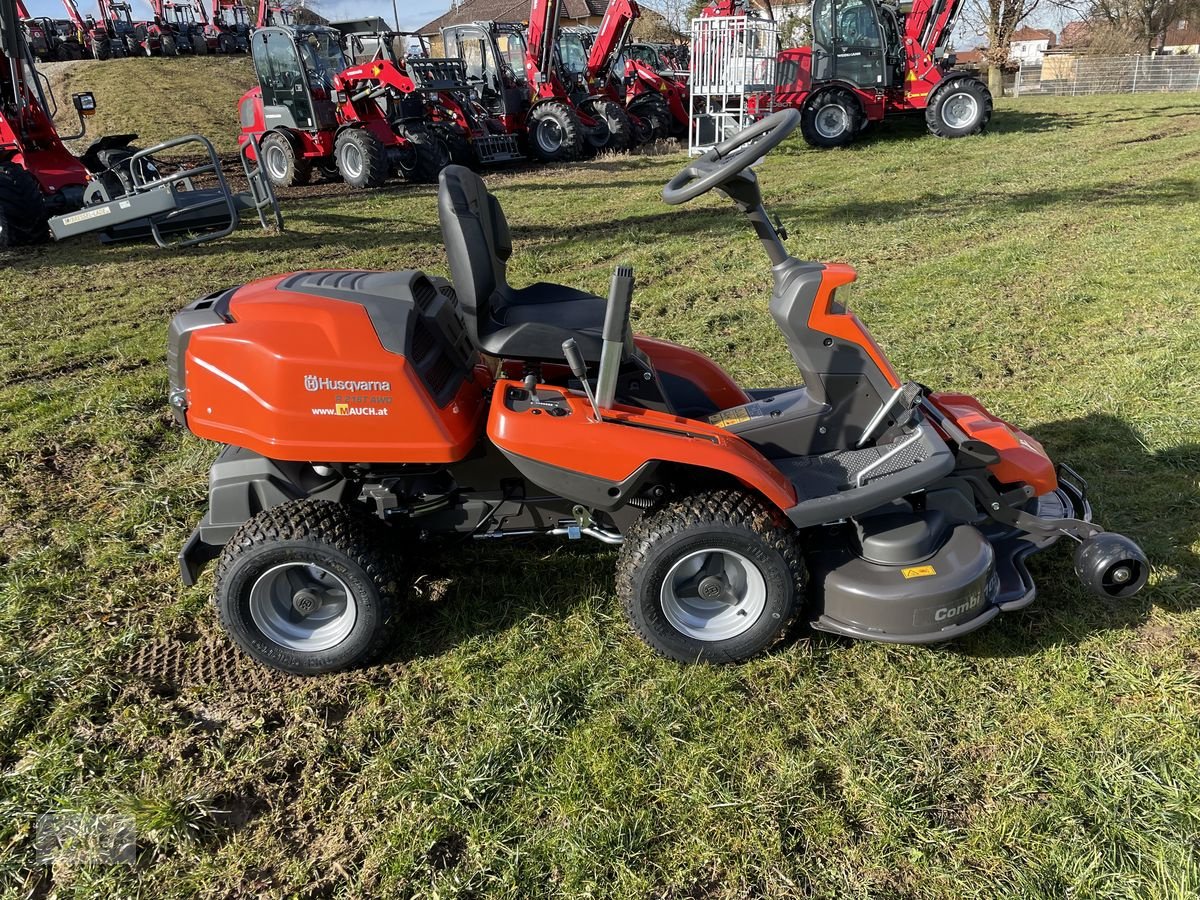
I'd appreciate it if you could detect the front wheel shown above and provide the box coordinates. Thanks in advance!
[526,100,582,163]
[395,123,450,183]
[0,163,49,247]
[214,500,401,675]
[925,77,992,138]
[335,128,388,189]
[616,490,805,663]
[800,88,864,149]
[160,33,177,56]
[587,98,633,153]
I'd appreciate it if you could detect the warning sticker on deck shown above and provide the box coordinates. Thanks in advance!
[709,407,752,428]
[902,566,937,579]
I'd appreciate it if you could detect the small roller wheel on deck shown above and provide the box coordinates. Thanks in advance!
[616,489,805,663]
[1074,532,1149,599]
[214,500,401,675]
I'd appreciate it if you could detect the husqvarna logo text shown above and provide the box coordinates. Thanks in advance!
[303,375,391,392]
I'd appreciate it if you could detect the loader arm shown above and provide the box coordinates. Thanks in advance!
[524,0,566,99]
[59,0,85,30]
[901,0,965,80]
[585,0,637,85]
[339,58,419,96]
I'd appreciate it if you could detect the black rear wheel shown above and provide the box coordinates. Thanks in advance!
[588,98,633,153]
[800,87,864,149]
[395,123,450,183]
[526,100,582,163]
[616,489,805,663]
[93,36,111,60]
[925,77,993,138]
[161,33,177,56]
[0,163,49,248]
[215,500,401,675]
[259,131,312,187]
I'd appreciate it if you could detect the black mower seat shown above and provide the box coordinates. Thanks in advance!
[438,165,607,363]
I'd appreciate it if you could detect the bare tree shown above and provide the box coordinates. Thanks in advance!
[965,0,1042,95]
[1074,0,1198,51]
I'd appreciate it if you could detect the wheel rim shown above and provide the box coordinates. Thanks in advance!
[249,562,357,652]
[264,143,288,181]
[815,104,849,139]
[660,548,767,642]
[536,118,563,154]
[941,92,979,129]
[341,142,364,179]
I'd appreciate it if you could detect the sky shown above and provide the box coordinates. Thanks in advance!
[24,0,449,29]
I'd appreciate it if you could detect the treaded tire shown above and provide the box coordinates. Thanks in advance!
[218,32,236,53]
[214,500,401,675]
[192,33,208,54]
[259,131,312,187]
[526,99,581,163]
[630,95,670,141]
[0,163,49,247]
[589,98,633,152]
[161,33,177,56]
[93,37,112,60]
[335,128,389,188]
[616,489,805,664]
[925,76,992,138]
[395,123,450,183]
[800,87,863,149]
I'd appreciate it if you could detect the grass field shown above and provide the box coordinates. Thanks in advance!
[2,90,1199,898]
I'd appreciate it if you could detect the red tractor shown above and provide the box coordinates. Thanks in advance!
[339,28,523,168]
[584,0,689,140]
[17,0,85,61]
[59,0,121,59]
[209,0,247,52]
[441,0,609,163]
[239,24,447,189]
[101,0,166,56]
[706,0,991,147]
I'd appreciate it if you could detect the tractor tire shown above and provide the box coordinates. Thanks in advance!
[214,499,401,675]
[442,130,475,169]
[394,123,449,183]
[259,131,312,187]
[0,163,49,248]
[58,41,84,61]
[630,95,670,142]
[526,100,581,163]
[93,37,111,60]
[588,98,633,153]
[335,128,388,189]
[925,77,992,139]
[161,33,177,56]
[218,32,236,53]
[192,34,208,55]
[616,489,805,664]
[800,87,864,149]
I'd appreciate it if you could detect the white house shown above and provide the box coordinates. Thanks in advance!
[1009,26,1056,64]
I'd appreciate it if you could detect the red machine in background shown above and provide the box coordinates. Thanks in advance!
[338,29,523,167]
[238,24,447,188]
[702,0,989,147]
[211,0,248,51]
[17,0,86,60]
[255,0,291,28]
[442,0,610,162]
[59,0,118,58]
[101,0,166,56]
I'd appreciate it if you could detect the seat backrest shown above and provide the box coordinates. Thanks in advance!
[438,165,512,344]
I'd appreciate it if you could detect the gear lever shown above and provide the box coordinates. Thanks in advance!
[562,338,602,421]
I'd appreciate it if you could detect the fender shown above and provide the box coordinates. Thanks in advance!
[487,379,797,513]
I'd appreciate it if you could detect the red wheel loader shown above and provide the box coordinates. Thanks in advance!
[337,28,522,168]
[169,111,1148,676]
[440,0,609,163]
[59,0,120,59]
[209,0,247,52]
[706,0,991,146]
[101,0,166,56]
[238,24,448,189]
[17,0,85,61]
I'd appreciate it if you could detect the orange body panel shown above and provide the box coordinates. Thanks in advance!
[930,392,1057,496]
[487,380,798,511]
[183,276,485,463]
[808,265,902,391]
[634,335,752,411]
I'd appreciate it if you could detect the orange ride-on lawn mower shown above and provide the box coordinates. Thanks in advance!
[239,25,448,189]
[170,110,1148,675]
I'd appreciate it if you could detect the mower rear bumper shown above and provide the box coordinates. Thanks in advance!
[179,526,221,587]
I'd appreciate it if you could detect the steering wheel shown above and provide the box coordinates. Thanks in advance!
[662,109,800,206]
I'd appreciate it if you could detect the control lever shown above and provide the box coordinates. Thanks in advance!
[596,265,634,410]
[562,338,602,421]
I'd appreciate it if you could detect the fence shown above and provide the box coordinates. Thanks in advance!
[1012,54,1200,96]
[688,15,779,154]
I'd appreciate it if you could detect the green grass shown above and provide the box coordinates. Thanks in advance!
[2,92,1199,898]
